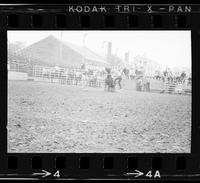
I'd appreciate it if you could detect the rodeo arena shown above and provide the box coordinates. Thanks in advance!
[8,35,192,153]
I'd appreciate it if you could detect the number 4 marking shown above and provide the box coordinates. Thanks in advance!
[145,170,161,178]
[145,171,153,178]
[53,170,60,178]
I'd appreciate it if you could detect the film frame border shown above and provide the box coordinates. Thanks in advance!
[0,3,200,180]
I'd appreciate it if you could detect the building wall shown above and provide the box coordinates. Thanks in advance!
[8,71,28,80]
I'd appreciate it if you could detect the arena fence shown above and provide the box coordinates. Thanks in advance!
[15,64,106,88]
[8,62,192,95]
[163,82,191,95]
[164,82,176,93]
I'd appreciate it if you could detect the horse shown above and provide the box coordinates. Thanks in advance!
[153,75,162,80]
[42,67,55,83]
[104,74,115,92]
[135,69,144,77]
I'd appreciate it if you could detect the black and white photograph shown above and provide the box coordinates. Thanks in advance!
[7,30,191,153]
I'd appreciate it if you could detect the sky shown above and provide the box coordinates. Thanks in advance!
[8,30,191,70]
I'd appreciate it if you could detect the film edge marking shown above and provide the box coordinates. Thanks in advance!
[33,170,51,178]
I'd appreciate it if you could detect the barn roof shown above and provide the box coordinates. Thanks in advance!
[18,35,109,67]
[63,40,107,65]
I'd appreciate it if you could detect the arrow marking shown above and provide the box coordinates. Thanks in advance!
[33,170,51,178]
[126,169,144,178]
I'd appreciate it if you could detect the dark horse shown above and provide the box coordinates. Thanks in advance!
[104,74,115,92]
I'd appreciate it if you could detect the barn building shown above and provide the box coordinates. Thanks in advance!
[10,35,109,69]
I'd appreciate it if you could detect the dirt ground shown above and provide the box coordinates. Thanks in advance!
[7,80,191,153]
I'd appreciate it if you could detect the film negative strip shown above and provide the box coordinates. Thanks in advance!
[0,3,200,181]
